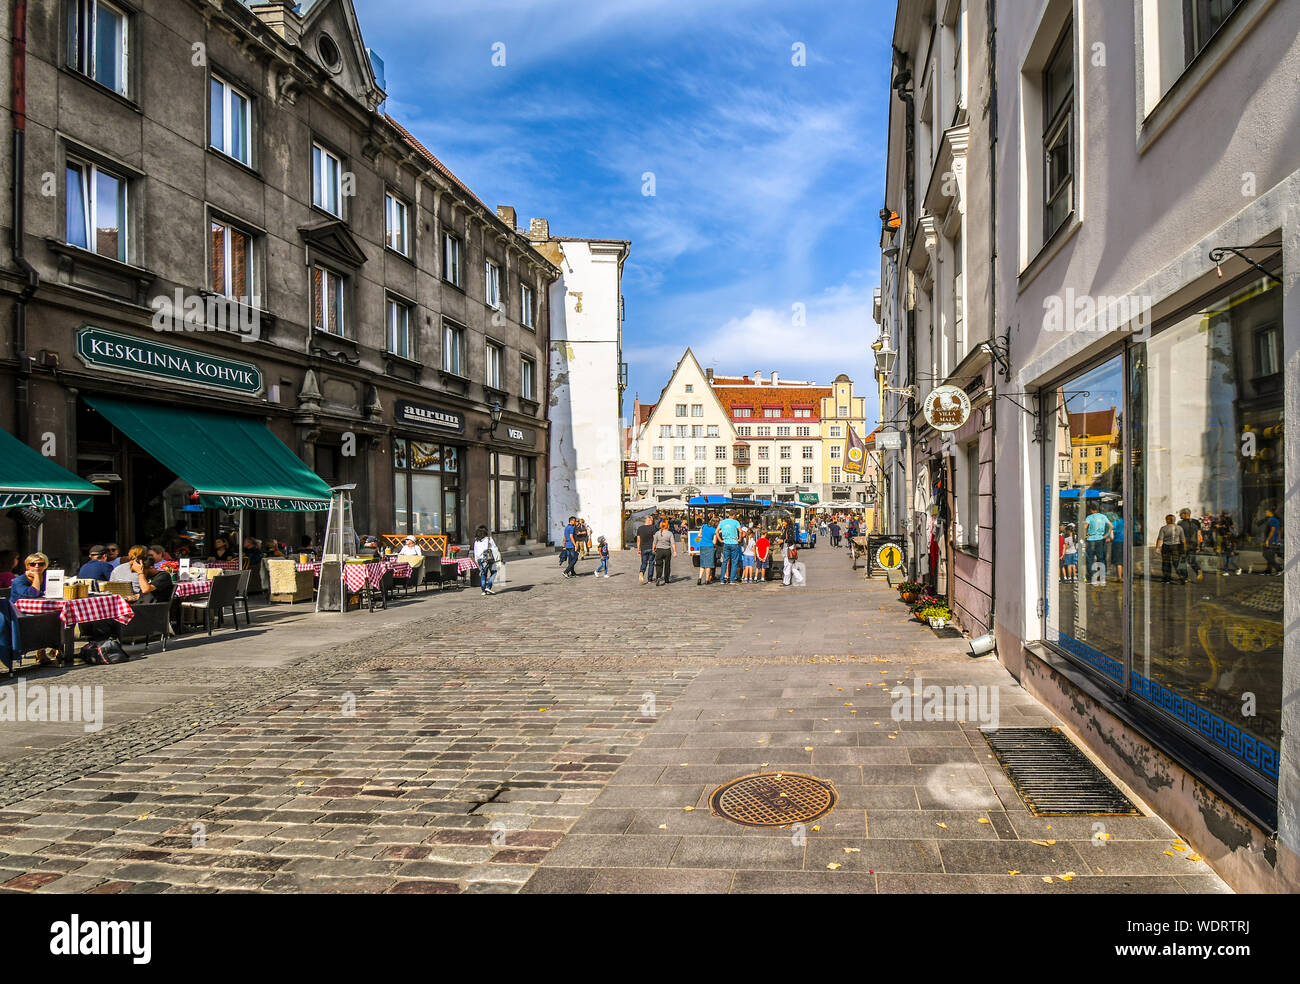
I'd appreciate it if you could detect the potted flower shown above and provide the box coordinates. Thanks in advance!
[910,593,943,621]
[898,580,922,604]
[922,604,953,629]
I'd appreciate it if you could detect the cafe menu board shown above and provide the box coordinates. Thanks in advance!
[44,570,65,599]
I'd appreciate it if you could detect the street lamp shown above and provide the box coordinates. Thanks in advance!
[477,401,504,439]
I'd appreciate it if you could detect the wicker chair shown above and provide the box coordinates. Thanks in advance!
[267,559,314,604]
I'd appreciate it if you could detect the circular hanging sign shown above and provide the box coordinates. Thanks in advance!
[847,445,864,464]
[922,385,972,432]
[875,543,904,570]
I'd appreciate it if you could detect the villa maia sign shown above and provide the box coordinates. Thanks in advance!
[76,326,262,395]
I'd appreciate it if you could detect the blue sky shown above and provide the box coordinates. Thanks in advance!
[354,0,893,424]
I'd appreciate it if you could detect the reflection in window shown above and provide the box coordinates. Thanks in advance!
[1130,276,1282,780]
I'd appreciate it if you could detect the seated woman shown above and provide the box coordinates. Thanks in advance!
[110,546,147,582]
[208,536,235,564]
[9,553,59,665]
[129,556,175,605]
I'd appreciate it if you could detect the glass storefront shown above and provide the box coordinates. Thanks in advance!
[393,437,462,543]
[487,453,534,540]
[1042,272,1282,789]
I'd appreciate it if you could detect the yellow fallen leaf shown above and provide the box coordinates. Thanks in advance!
[850,710,857,714]
[936,822,947,829]
[977,818,991,824]
[1187,854,1203,862]
[804,747,814,752]
[843,847,860,853]
[888,735,896,740]
[1007,870,1020,875]
[1163,850,1176,857]
[844,703,853,707]
[1030,840,1056,847]
[1171,844,1187,852]
[834,730,842,734]
[1042,876,1054,883]
[683,806,695,812]
[1095,832,1111,841]
[787,709,794,714]
[538,707,548,712]
[1059,872,1075,881]
[826,863,842,870]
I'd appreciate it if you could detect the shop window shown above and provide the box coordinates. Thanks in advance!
[392,437,461,542]
[67,0,129,96]
[66,158,127,261]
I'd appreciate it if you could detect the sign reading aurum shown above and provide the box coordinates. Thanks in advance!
[922,385,972,432]
[395,400,465,435]
[76,327,262,395]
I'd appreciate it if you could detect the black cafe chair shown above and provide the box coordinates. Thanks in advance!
[15,612,65,665]
[232,570,253,624]
[180,574,243,636]
[369,568,394,612]
[119,602,171,654]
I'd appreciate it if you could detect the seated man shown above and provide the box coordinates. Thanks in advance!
[78,545,115,582]
[397,536,423,558]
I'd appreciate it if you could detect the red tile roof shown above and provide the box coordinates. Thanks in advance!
[637,403,655,426]
[713,386,832,421]
[1069,409,1118,441]
[385,115,482,207]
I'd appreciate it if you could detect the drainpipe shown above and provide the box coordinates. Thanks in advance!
[986,0,998,637]
[11,0,38,445]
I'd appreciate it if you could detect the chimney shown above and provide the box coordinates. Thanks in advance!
[496,205,517,229]
[771,371,780,385]
[248,1,302,45]
[752,371,762,385]
[528,217,550,241]
[705,368,714,383]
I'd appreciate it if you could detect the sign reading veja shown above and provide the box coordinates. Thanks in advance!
[77,327,262,395]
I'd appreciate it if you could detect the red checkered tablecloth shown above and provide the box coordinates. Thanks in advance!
[441,557,476,573]
[13,594,135,628]
[171,579,213,600]
[207,560,240,571]
[298,560,411,591]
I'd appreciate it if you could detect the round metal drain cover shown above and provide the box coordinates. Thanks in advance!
[709,772,837,827]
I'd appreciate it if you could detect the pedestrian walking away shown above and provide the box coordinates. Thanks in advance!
[595,536,611,578]
[717,510,742,584]
[474,525,501,595]
[636,515,657,584]
[652,520,677,585]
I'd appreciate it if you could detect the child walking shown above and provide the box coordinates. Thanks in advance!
[595,536,611,578]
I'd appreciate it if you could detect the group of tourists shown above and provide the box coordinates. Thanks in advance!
[634,510,803,587]
[558,516,610,580]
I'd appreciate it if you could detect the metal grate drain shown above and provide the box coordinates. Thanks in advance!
[983,728,1141,816]
[710,772,837,827]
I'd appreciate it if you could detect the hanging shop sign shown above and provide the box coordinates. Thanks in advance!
[395,400,465,435]
[623,461,639,477]
[875,542,904,570]
[76,326,262,395]
[799,493,820,504]
[922,385,971,432]
[876,430,903,450]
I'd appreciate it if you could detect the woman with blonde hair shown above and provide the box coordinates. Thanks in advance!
[9,553,58,665]
[110,546,147,583]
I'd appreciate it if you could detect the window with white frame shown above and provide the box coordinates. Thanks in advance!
[780,467,791,484]
[829,424,842,438]
[209,217,254,302]
[757,426,771,437]
[779,446,791,460]
[1042,19,1074,241]
[386,297,411,358]
[796,426,810,437]
[736,426,751,437]
[802,446,813,459]
[521,357,536,400]
[675,404,687,417]
[733,407,752,418]
[660,425,672,438]
[673,446,685,461]
[385,193,409,255]
[707,425,719,437]
[67,0,129,96]
[830,445,842,459]
[685,384,694,393]
[652,446,664,460]
[442,322,463,375]
[736,467,749,484]
[691,404,703,417]
[210,76,251,165]
[485,260,502,309]
[715,467,727,484]
[715,446,727,460]
[695,467,707,484]
[311,265,345,336]
[758,467,769,484]
[763,408,780,418]
[653,467,664,485]
[691,425,703,438]
[676,425,688,437]
[802,467,814,483]
[695,446,706,461]
[312,142,343,217]
[486,341,503,389]
[793,408,811,418]
[674,467,686,485]
[757,447,769,460]
[961,441,979,548]
[66,158,127,261]
[443,233,462,287]
[831,465,841,483]
[837,406,849,417]
[521,283,535,328]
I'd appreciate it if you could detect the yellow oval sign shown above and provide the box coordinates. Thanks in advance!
[876,544,903,570]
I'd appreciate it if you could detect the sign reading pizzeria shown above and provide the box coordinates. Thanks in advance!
[922,385,972,432]
[395,400,465,435]
[77,326,262,395]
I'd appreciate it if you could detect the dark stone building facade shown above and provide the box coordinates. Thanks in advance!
[1,0,558,561]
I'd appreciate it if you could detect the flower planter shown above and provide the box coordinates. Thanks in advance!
[928,617,948,629]
[901,591,916,604]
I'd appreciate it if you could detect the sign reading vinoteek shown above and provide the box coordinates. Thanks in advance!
[77,327,262,395]
[922,385,972,432]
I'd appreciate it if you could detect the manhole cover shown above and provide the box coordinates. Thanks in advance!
[709,772,837,827]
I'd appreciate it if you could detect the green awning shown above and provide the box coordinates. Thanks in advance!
[84,396,332,512]
[0,427,106,511]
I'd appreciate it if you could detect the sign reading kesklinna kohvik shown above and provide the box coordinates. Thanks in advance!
[76,327,262,396]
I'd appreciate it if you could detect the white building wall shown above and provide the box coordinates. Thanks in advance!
[547,240,627,546]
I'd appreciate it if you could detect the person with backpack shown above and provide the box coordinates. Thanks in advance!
[782,537,801,586]
[473,525,501,595]
[595,536,611,578]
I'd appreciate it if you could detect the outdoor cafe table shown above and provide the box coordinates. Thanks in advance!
[171,578,213,600]
[442,557,476,574]
[12,593,135,628]
[296,560,411,593]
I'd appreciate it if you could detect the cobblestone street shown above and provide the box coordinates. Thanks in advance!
[0,548,1230,894]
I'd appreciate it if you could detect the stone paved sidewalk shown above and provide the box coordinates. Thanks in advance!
[0,544,1231,893]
